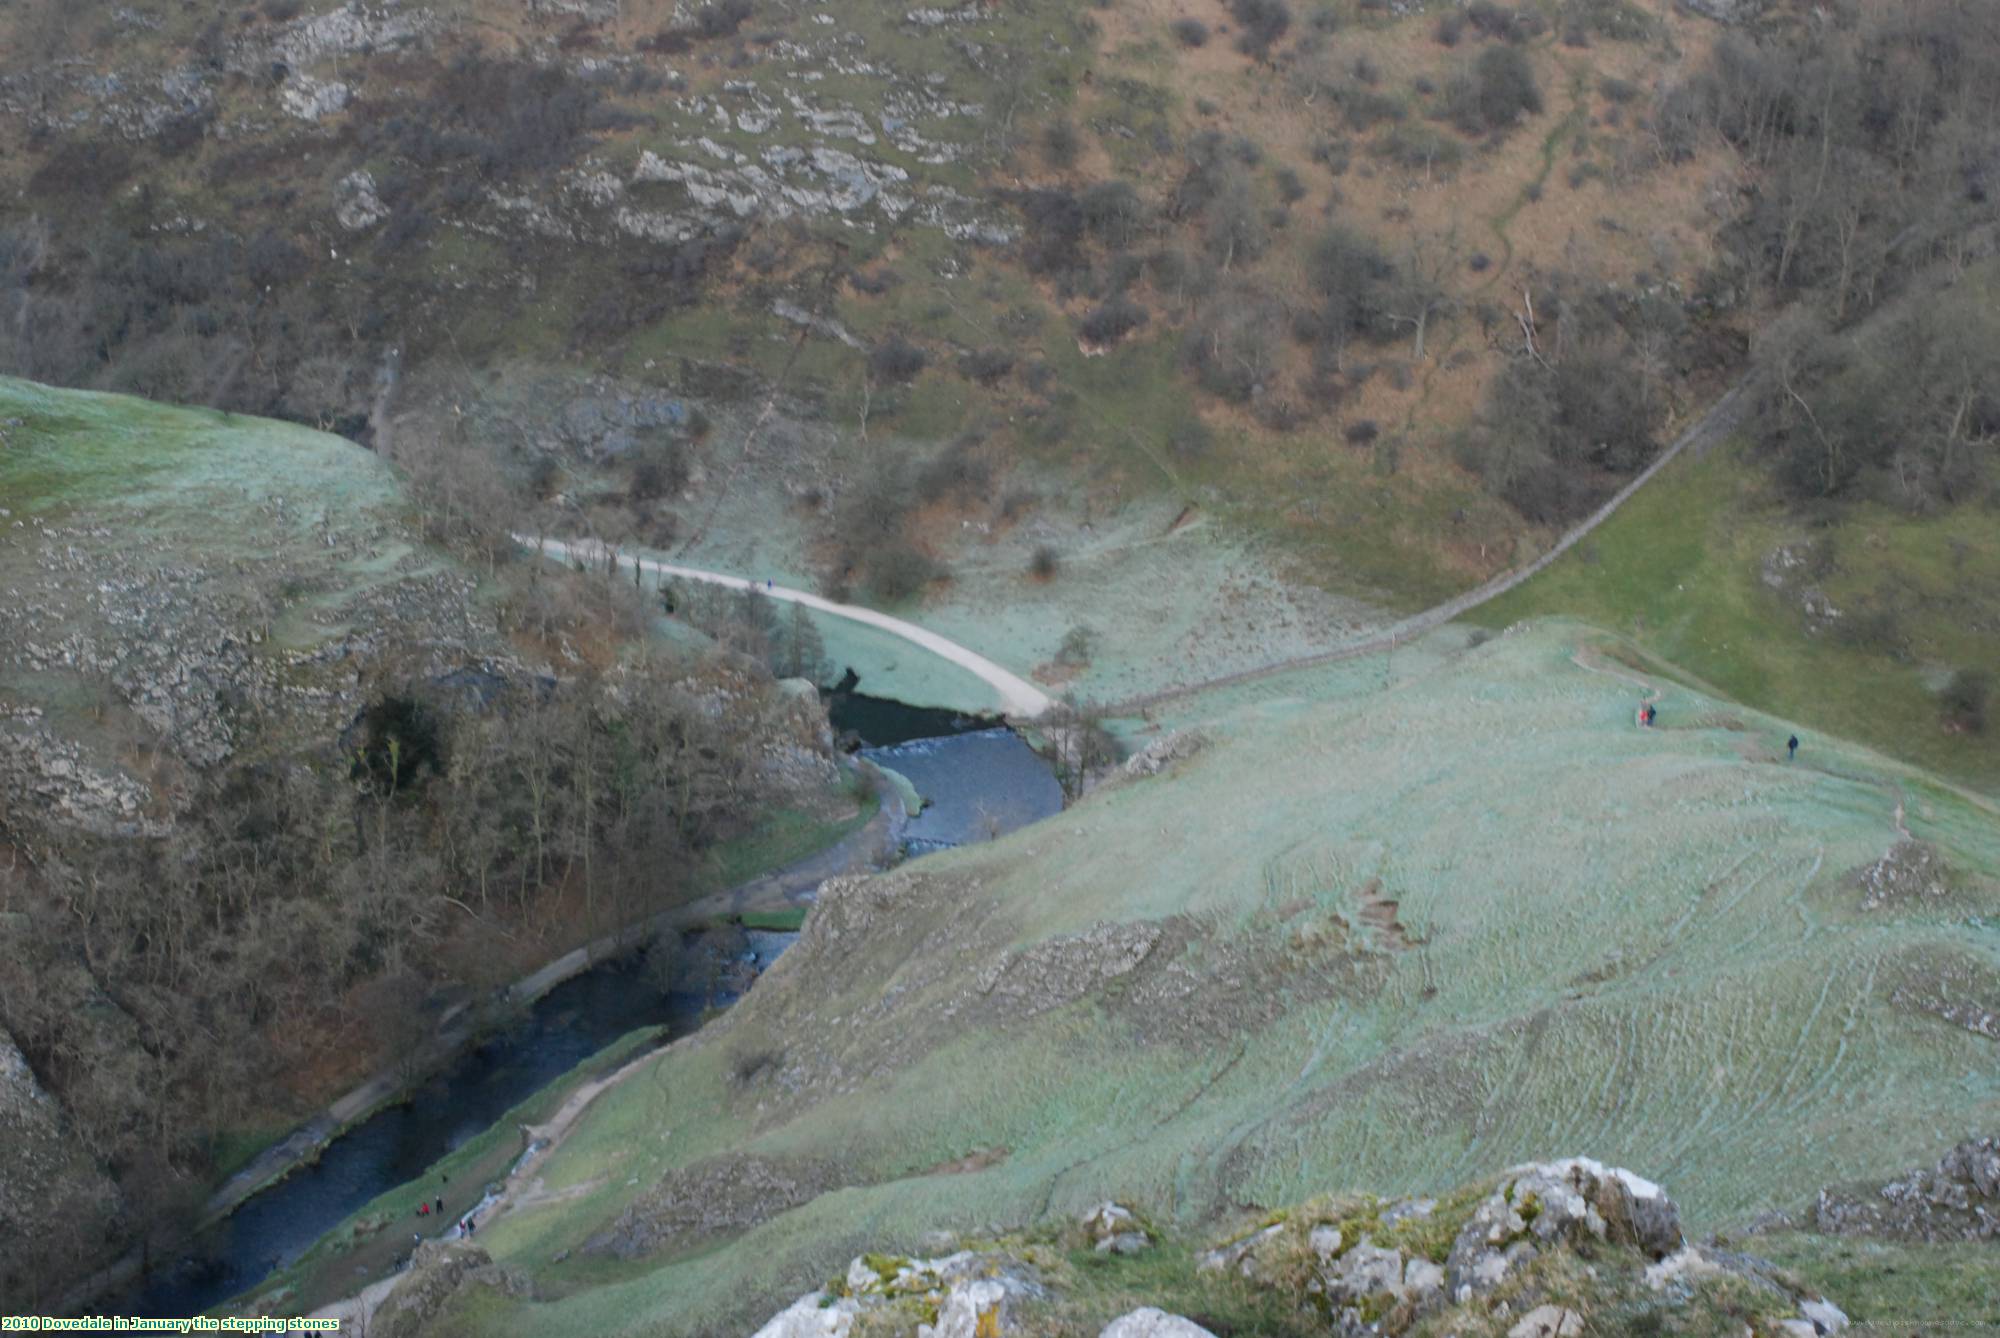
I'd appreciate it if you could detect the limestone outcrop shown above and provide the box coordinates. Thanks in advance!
[746,1161,1849,1338]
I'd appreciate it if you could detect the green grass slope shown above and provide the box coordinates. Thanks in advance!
[1470,444,2000,800]
[0,375,405,521]
[411,619,2000,1337]
[0,376,488,789]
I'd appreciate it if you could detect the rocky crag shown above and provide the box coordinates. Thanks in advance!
[371,1156,1858,1337]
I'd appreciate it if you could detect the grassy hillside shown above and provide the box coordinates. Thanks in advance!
[344,619,2000,1335]
[1473,440,2000,796]
[0,375,490,814]
[0,374,408,521]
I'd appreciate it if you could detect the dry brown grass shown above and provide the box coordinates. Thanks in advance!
[1081,0,1736,451]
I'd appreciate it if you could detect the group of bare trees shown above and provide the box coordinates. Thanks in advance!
[1459,1,2000,525]
[660,583,830,684]
[0,651,802,1290]
[1467,274,1683,523]
[1690,2,2000,511]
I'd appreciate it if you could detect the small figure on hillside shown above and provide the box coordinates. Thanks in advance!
[766,578,774,592]
[1788,734,1799,761]
[435,1196,444,1215]
[417,1202,429,1217]
[1650,703,1661,727]
[465,1215,476,1237]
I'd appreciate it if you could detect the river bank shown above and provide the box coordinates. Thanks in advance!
[71,680,1069,1321]
[57,766,903,1319]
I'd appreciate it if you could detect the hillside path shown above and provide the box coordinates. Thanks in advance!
[1570,645,1664,725]
[518,378,1749,725]
[516,534,1055,718]
[1111,377,1757,714]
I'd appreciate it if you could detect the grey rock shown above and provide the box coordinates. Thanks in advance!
[906,5,984,25]
[1508,1305,1584,1338]
[1858,841,1950,909]
[1122,729,1208,779]
[925,1279,1010,1337]
[1448,1159,1680,1300]
[1382,1197,1436,1226]
[591,1155,841,1259]
[1402,1255,1445,1301]
[1099,1309,1217,1338]
[261,3,437,70]
[974,920,1162,1017]
[279,74,351,121]
[1082,1201,1142,1240]
[773,299,868,350]
[0,1028,121,1280]
[1814,1136,2000,1241]
[373,1242,493,1338]
[1197,1223,1282,1276]
[1328,1241,1405,1301]
[750,1292,858,1338]
[335,170,388,231]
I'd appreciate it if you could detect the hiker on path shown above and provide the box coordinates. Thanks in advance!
[1650,702,1660,727]
[1788,734,1799,761]
[435,1196,444,1215]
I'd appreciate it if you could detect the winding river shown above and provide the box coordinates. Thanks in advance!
[109,692,1060,1319]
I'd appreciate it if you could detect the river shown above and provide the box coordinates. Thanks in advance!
[108,693,1060,1319]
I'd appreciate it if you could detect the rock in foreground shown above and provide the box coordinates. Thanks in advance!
[747,1162,1849,1337]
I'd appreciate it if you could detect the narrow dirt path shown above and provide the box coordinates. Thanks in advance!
[525,375,1750,728]
[1570,643,1662,725]
[1479,57,1590,292]
[1110,375,1756,717]
[518,535,1056,718]
[307,1016,694,1328]
[1572,641,1935,857]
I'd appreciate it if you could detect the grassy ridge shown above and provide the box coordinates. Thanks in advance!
[1472,441,2000,795]
[0,376,409,523]
[0,376,461,759]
